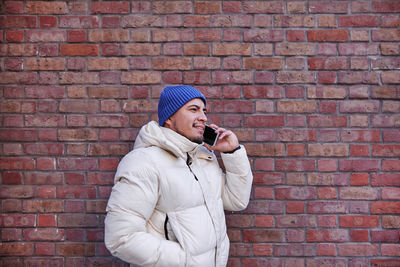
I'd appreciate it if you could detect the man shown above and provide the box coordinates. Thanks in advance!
[105,85,253,266]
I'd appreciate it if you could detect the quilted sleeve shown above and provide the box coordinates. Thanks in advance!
[220,145,253,211]
[104,150,187,266]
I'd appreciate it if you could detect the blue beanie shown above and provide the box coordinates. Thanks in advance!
[158,85,207,126]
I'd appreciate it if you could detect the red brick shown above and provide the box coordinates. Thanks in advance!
[276,187,315,200]
[372,29,400,41]
[243,58,282,70]
[5,30,24,42]
[0,243,34,256]
[91,1,129,14]
[371,259,400,267]
[382,160,400,171]
[38,214,56,227]
[5,1,24,13]
[317,244,336,256]
[381,15,400,27]
[274,244,314,257]
[244,115,284,127]
[276,129,315,142]
[318,187,337,199]
[56,243,95,256]
[276,159,315,171]
[60,44,98,56]
[350,230,369,242]
[371,202,400,214]
[351,173,369,186]
[244,29,284,42]
[309,57,348,70]
[286,202,305,214]
[308,144,349,157]
[339,159,380,172]
[274,15,314,27]
[308,201,347,214]
[286,30,306,42]
[211,15,252,27]
[307,229,347,242]
[278,101,316,113]
[339,15,378,27]
[340,215,379,228]
[383,187,400,200]
[122,15,161,28]
[0,214,36,227]
[373,145,400,157]
[58,158,98,171]
[193,1,221,14]
[308,30,348,42]
[244,229,284,242]
[194,29,220,42]
[276,71,315,84]
[373,1,400,12]
[372,173,400,186]
[309,1,347,13]
[308,115,347,127]
[243,2,283,13]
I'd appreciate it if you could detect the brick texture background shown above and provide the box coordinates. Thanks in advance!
[1,1,400,266]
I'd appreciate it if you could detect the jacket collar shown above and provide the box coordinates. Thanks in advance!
[134,121,206,160]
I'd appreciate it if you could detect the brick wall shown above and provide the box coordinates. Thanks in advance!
[1,1,399,266]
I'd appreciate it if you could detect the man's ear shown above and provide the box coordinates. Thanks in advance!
[164,118,172,128]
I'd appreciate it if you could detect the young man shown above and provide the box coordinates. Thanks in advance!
[105,85,253,267]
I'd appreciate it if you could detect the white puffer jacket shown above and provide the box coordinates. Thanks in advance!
[104,121,253,267]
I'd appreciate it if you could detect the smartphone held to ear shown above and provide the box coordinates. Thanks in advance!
[203,125,219,146]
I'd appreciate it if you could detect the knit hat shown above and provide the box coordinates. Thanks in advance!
[158,85,207,126]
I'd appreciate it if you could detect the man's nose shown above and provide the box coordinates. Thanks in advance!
[198,110,207,122]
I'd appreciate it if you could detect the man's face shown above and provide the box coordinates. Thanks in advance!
[164,98,207,144]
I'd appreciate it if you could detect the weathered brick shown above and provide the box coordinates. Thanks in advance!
[26,1,67,14]
[243,58,282,70]
[339,15,378,27]
[88,30,128,42]
[276,43,315,56]
[338,43,378,56]
[372,145,400,157]
[275,15,314,27]
[121,71,161,84]
[56,243,95,256]
[307,86,347,99]
[308,115,347,127]
[91,1,130,14]
[122,44,160,56]
[60,44,98,56]
[0,243,34,256]
[309,144,348,157]
[277,101,316,113]
[372,1,400,12]
[338,244,378,256]
[309,2,348,13]
[276,72,315,84]
[309,57,348,70]
[308,30,348,42]
[341,100,380,113]
[372,29,400,41]
[244,29,284,42]
[339,187,379,200]
[153,1,192,14]
[212,15,251,27]
[60,16,99,28]
[307,229,347,242]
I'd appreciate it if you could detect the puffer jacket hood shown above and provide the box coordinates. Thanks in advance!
[134,120,201,160]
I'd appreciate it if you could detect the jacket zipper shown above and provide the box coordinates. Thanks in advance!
[186,153,198,181]
[164,214,169,240]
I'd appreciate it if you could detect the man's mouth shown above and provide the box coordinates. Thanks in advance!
[193,124,205,133]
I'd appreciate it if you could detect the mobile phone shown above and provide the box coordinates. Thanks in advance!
[203,125,219,147]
